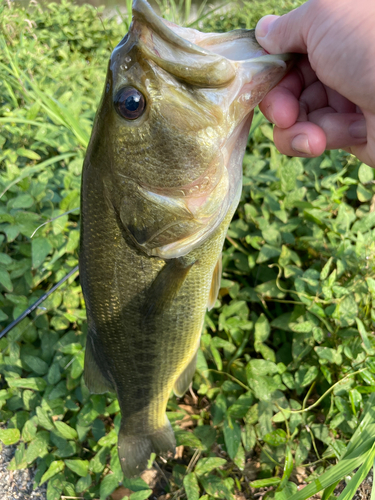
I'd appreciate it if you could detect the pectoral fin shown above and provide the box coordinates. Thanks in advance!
[144,258,195,318]
[207,254,222,311]
[84,336,115,394]
[173,348,199,397]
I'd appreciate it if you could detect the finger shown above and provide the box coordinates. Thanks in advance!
[324,87,357,114]
[299,81,328,114]
[299,82,357,115]
[259,55,323,128]
[273,122,326,157]
[259,85,300,129]
[255,6,310,54]
[308,111,367,149]
[350,111,375,168]
[259,60,318,128]
[265,57,317,101]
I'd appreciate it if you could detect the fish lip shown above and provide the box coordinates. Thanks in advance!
[132,0,210,56]
[118,0,294,87]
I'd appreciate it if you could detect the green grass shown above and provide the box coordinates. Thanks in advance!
[1,1,375,499]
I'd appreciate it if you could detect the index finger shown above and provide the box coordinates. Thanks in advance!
[259,57,318,128]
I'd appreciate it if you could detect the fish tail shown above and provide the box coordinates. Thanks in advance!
[118,416,176,477]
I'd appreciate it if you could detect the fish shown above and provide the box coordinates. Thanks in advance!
[79,0,292,478]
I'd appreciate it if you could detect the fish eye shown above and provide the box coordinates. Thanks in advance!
[114,87,146,120]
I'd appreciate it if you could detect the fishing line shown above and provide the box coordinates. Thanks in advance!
[0,265,79,340]
[30,207,79,238]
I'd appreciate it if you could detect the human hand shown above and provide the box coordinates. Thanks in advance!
[255,0,375,167]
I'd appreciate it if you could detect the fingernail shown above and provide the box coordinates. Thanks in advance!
[256,15,279,39]
[349,119,367,139]
[291,134,311,155]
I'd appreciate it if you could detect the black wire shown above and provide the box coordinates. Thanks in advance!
[0,265,79,340]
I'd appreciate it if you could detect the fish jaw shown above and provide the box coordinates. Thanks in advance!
[108,3,293,258]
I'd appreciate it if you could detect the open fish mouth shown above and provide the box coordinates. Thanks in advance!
[110,0,293,259]
[124,0,292,88]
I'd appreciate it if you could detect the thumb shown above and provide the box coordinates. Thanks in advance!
[255,5,310,54]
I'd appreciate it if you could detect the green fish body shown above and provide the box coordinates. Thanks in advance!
[80,0,292,477]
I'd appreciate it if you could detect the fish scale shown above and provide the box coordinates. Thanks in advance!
[80,0,293,477]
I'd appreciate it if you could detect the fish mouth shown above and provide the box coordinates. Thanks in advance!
[114,0,294,88]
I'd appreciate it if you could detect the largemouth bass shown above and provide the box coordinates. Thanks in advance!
[80,0,292,478]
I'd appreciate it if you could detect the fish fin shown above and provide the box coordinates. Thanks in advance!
[144,258,195,318]
[207,253,222,311]
[84,337,115,394]
[173,349,199,397]
[118,417,176,478]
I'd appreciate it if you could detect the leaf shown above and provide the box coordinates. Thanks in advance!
[295,365,319,388]
[100,473,120,500]
[16,147,41,160]
[88,442,108,472]
[183,473,200,500]
[357,184,372,202]
[211,394,227,425]
[257,245,281,263]
[356,318,375,355]
[97,430,118,447]
[76,473,92,493]
[263,429,288,447]
[250,477,281,488]
[277,445,294,490]
[32,237,52,269]
[247,373,279,401]
[130,491,153,500]
[23,354,49,375]
[8,377,47,391]
[315,347,343,365]
[254,314,270,342]
[22,419,38,442]
[248,359,278,376]
[320,257,333,281]
[233,443,245,470]
[290,321,313,333]
[193,425,216,450]
[7,193,34,209]
[122,476,150,492]
[0,428,20,445]
[242,424,256,452]
[54,421,78,440]
[223,417,241,459]
[0,267,13,291]
[199,475,234,500]
[276,482,298,500]
[358,163,374,184]
[226,394,254,419]
[64,459,89,477]
[195,458,227,476]
[26,432,50,463]
[40,460,65,485]
[46,473,64,500]
[36,407,54,431]
[175,430,203,449]
[255,279,286,298]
